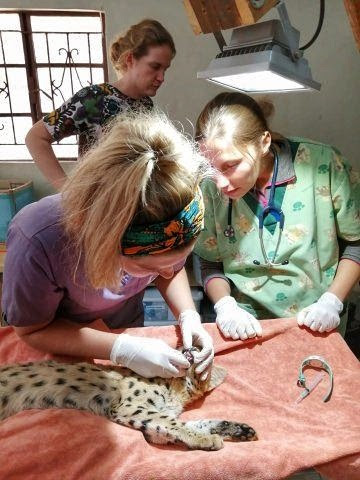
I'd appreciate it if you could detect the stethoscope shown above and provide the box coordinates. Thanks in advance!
[223,144,289,268]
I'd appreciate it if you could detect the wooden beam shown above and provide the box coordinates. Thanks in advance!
[234,0,277,25]
[183,0,278,35]
[343,0,360,50]
[183,0,240,35]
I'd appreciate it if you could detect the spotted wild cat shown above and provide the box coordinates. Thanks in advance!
[0,356,257,451]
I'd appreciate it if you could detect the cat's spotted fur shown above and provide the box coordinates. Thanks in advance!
[0,359,257,450]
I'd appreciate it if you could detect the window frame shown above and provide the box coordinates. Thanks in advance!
[0,9,108,161]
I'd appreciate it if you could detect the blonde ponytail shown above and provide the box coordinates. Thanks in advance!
[61,109,205,289]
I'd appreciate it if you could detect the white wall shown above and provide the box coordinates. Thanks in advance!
[0,0,359,198]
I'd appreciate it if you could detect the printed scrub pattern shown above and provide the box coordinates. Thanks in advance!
[194,138,360,320]
[43,83,153,153]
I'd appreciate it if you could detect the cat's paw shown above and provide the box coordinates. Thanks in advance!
[191,434,224,451]
[211,421,258,441]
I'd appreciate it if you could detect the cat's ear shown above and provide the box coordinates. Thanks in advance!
[206,365,227,391]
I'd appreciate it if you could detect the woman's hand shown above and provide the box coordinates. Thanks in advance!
[214,296,263,340]
[110,334,190,378]
[178,310,214,381]
[297,292,343,333]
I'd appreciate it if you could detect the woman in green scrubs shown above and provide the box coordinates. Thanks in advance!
[194,92,360,340]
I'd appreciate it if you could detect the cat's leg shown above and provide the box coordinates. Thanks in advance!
[109,411,224,451]
[185,420,258,441]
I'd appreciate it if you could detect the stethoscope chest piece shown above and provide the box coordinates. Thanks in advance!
[224,198,237,243]
[224,225,236,243]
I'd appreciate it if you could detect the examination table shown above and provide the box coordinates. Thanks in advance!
[0,318,359,480]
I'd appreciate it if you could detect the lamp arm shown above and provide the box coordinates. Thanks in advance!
[276,1,302,61]
[213,31,227,52]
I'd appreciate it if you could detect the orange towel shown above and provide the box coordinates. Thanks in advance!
[0,318,359,480]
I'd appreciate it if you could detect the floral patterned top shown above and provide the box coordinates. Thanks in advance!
[194,138,360,321]
[43,83,153,155]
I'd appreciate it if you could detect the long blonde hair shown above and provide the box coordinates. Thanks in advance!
[110,19,176,75]
[61,110,205,290]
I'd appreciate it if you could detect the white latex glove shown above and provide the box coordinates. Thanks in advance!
[297,292,343,333]
[110,334,190,378]
[214,296,263,340]
[178,310,214,380]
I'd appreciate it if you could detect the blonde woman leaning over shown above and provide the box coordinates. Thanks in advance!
[26,19,176,190]
[2,111,214,380]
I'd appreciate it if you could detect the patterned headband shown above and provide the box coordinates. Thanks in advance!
[121,187,204,256]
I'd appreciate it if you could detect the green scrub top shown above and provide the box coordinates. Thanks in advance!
[194,138,360,322]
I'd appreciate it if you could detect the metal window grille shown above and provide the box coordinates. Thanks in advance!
[0,10,108,161]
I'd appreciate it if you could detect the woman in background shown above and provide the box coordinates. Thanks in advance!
[2,110,213,380]
[194,92,360,340]
[26,19,175,189]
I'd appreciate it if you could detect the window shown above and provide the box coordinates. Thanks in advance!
[0,10,107,161]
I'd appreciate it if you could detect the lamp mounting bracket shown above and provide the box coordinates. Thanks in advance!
[213,31,227,52]
[276,1,303,61]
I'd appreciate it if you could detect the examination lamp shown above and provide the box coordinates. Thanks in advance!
[197,3,321,93]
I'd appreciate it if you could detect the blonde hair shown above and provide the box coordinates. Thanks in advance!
[61,110,205,290]
[196,92,275,153]
[110,19,176,75]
